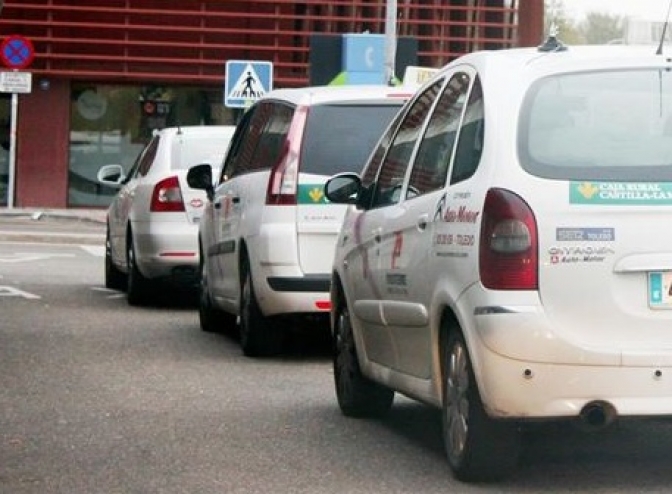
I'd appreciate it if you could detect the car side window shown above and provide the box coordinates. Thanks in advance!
[356,109,406,208]
[249,103,293,171]
[407,72,471,197]
[450,76,484,185]
[370,79,444,209]
[221,102,272,180]
[135,135,160,178]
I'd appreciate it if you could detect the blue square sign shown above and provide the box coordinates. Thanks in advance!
[225,60,273,109]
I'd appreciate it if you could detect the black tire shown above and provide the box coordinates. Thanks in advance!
[333,298,394,417]
[104,226,126,291]
[199,259,237,333]
[239,256,283,357]
[442,330,520,482]
[126,234,151,306]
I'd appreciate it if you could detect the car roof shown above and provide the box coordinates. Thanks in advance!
[259,84,414,106]
[155,125,237,139]
[442,43,672,81]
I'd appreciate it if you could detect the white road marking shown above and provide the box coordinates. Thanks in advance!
[91,286,126,299]
[0,286,41,299]
[0,253,76,263]
[80,245,105,257]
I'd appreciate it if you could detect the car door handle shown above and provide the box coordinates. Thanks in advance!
[373,228,382,243]
[417,214,429,231]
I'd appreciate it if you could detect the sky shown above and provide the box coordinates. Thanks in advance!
[560,0,672,21]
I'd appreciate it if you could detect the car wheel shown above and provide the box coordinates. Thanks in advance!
[333,298,394,417]
[126,234,151,306]
[199,260,237,333]
[239,256,283,357]
[442,330,520,482]
[104,226,126,291]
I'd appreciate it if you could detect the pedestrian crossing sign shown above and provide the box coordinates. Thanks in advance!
[224,60,273,109]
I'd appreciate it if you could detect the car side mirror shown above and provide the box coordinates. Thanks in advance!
[96,164,125,187]
[324,173,362,204]
[187,163,214,201]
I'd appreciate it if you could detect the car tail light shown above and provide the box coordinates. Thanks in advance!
[479,188,538,290]
[151,176,185,212]
[265,106,309,206]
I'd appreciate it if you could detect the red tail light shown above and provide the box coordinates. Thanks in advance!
[265,106,309,206]
[479,188,537,290]
[150,176,185,212]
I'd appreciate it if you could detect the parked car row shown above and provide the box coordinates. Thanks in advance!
[98,40,672,483]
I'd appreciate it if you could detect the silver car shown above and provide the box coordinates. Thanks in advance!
[98,125,236,305]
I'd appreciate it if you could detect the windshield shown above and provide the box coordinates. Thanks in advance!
[519,69,672,181]
[300,103,403,175]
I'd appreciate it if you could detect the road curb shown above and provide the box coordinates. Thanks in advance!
[0,231,105,245]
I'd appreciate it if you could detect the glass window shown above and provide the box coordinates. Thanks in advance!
[136,137,159,178]
[250,103,293,170]
[370,80,444,209]
[222,102,273,179]
[451,76,484,185]
[408,73,471,196]
[357,109,407,209]
[0,95,9,206]
[69,83,234,206]
[519,69,672,181]
[300,102,404,176]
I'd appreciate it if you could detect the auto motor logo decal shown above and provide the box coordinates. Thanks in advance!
[570,182,672,205]
[548,245,615,264]
[190,198,204,208]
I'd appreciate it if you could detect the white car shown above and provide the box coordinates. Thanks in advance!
[325,40,672,481]
[98,125,236,305]
[187,85,412,356]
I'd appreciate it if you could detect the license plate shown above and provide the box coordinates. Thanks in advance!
[648,272,672,309]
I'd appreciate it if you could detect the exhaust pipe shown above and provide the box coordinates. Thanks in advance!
[579,400,617,430]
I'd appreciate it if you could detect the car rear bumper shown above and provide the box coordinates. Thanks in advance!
[474,344,672,420]
[132,220,199,282]
[251,267,331,316]
[461,285,672,419]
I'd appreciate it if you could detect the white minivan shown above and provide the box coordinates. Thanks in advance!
[187,85,411,356]
[325,41,672,481]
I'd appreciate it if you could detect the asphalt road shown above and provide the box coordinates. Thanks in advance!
[3,234,672,493]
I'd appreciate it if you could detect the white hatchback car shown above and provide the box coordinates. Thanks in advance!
[98,125,236,305]
[325,41,672,481]
[187,85,411,356]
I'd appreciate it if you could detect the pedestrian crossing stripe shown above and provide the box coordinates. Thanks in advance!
[224,60,273,109]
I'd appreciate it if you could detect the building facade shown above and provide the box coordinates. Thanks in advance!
[0,0,543,209]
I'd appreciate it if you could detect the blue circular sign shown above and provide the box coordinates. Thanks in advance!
[1,35,34,69]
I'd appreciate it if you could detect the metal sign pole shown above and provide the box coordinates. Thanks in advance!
[7,91,17,208]
[384,0,397,85]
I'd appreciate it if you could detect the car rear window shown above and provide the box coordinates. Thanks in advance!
[519,69,672,181]
[300,103,403,175]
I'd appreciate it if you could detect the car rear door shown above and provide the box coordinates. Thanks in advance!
[520,67,672,366]
[295,102,405,279]
[211,103,274,306]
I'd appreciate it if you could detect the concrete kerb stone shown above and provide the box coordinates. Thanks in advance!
[0,208,107,245]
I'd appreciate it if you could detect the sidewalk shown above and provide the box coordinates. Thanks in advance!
[0,207,107,245]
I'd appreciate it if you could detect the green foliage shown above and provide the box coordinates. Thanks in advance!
[544,0,625,45]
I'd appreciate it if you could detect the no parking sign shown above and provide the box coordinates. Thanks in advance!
[0,35,34,69]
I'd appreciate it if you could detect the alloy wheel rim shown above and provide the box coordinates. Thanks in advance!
[335,308,354,397]
[446,341,470,460]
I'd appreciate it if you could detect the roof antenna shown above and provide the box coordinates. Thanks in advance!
[656,0,672,55]
[538,0,567,53]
